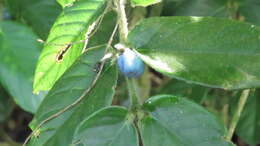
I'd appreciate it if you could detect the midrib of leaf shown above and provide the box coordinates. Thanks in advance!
[33,0,108,92]
[33,65,117,146]
[141,96,232,146]
[108,121,129,146]
[146,116,188,146]
[30,46,107,130]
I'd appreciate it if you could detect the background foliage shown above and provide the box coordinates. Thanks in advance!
[0,0,260,146]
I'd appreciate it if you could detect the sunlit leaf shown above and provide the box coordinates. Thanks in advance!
[33,0,107,92]
[128,17,260,89]
[57,0,75,7]
[131,0,161,7]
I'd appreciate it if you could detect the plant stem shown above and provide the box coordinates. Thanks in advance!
[116,0,141,109]
[137,66,151,104]
[126,78,140,109]
[227,0,239,20]
[225,89,250,141]
[116,0,128,43]
[23,12,119,146]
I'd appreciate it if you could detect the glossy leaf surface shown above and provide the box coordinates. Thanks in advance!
[128,17,260,89]
[139,95,234,146]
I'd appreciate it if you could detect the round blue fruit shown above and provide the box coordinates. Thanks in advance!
[117,48,144,78]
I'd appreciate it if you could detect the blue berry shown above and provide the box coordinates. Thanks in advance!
[117,48,144,78]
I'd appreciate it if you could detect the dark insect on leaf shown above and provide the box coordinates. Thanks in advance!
[56,44,72,62]
[93,62,102,73]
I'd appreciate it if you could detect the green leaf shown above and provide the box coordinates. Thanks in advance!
[5,0,61,39]
[87,11,118,48]
[233,89,260,145]
[28,64,118,146]
[139,95,234,146]
[131,0,161,7]
[73,107,138,146]
[33,0,107,92]
[30,46,106,130]
[162,0,229,17]
[239,0,260,25]
[128,17,260,89]
[0,21,46,113]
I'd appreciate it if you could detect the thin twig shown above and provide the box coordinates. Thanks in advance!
[23,22,119,146]
[37,9,108,47]
[116,0,128,43]
[225,89,250,141]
